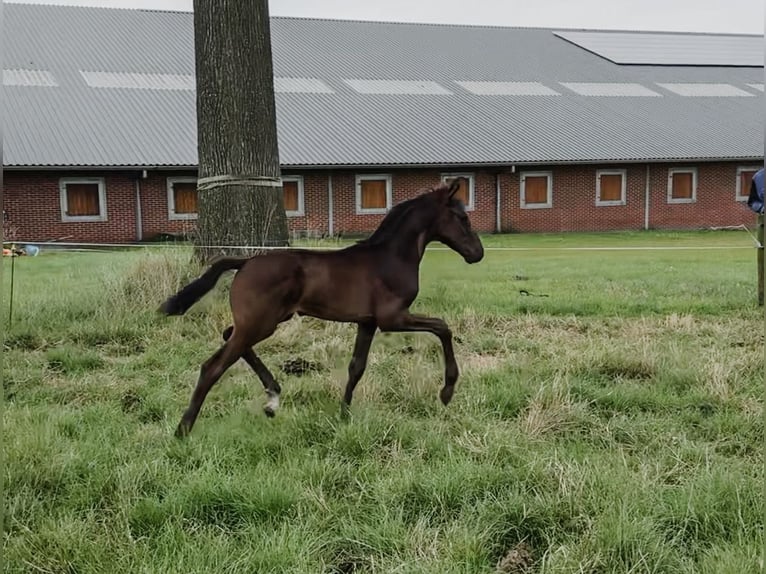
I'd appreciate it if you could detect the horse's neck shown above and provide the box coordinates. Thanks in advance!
[389,225,432,264]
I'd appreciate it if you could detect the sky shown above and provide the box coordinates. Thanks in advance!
[3,0,766,35]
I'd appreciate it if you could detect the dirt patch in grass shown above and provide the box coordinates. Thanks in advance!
[496,542,534,573]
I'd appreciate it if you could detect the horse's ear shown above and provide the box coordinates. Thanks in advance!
[447,178,461,198]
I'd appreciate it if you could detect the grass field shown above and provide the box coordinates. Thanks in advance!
[2,230,764,573]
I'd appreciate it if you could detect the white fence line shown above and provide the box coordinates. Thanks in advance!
[2,240,756,252]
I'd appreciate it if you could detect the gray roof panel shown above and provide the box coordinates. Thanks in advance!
[554,30,764,67]
[2,3,763,168]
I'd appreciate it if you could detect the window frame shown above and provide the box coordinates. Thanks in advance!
[281,175,305,217]
[167,176,199,221]
[355,173,392,215]
[59,177,107,222]
[736,166,760,202]
[440,172,475,211]
[667,167,697,204]
[520,171,553,209]
[595,169,627,206]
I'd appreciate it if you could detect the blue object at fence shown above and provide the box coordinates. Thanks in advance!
[747,168,765,214]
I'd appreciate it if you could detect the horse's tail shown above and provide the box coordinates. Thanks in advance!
[159,256,250,316]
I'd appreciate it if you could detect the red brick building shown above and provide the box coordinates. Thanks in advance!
[4,162,762,244]
[3,5,763,244]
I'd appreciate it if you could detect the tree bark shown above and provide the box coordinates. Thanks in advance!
[192,0,289,262]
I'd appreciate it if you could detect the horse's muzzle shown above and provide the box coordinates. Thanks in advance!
[464,245,484,264]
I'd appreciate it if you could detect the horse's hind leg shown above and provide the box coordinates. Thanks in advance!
[175,331,249,438]
[222,326,282,418]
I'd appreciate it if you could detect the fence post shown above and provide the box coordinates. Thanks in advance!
[758,213,764,306]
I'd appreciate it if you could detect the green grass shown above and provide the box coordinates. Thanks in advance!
[2,230,764,573]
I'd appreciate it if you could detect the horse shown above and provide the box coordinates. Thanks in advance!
[160,178,484,437]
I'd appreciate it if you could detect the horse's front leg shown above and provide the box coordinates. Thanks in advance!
[341,321,377,417]
[377,312,458,405]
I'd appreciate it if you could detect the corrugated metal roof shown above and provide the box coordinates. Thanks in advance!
[554,30,764,66]
[2,3,763,169]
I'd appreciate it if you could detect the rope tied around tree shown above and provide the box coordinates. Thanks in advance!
[196,175,283,192]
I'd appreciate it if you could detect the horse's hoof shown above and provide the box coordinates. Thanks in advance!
[264,406,276,418]
[174,424,190,438]
[439,386,454,406]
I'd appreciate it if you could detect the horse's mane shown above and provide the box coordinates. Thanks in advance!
[355,191,436,247]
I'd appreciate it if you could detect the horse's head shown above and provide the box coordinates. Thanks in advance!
[430,178,484,264]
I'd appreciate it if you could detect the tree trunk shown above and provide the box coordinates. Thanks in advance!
[192,0,289,262]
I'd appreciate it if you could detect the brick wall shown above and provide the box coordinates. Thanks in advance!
[3,161,759,244]
[501,164,647,232]
[314,168,500,236]
[647,162,757,230]
[3,170,139,243]
[138,170,199,240]
[500,161,756,233]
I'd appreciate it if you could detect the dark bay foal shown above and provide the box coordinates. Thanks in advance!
[160,179,484,437]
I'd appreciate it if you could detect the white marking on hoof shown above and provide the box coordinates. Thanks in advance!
[264,391,280,417]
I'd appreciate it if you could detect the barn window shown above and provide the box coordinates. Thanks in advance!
[736,166,759,202]
[59,177,107,222]
[520,171,552,209]
[356,174,392,214]
[440,173,475,210]
[167,177,198,220]
[596,169,626,206]
[667,168,697,203]
[282,176,304,216]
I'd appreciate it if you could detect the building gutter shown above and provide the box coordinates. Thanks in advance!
[495,172,502,233]
[327,173,334,237]
[3,156,763,172]
[135,170,145,241]
[644,165,650,231]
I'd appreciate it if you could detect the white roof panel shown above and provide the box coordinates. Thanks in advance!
[4,69,58,87]
[344,79,452,95]
[456,81,560,96]
[274,77,334,93]
[80,71,195,90]
[560,82,661,96]
[656,82,755,97]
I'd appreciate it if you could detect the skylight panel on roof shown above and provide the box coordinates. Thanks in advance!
[274,77,334,93]
[4,69,57,87]
[656,83,754,97]
[344,79,452,95]
[80,71,195,90]
[456,81,560,96]
[554,30,763,67]
[560,82,661,96]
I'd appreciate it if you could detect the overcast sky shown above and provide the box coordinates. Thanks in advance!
[4,0,765,34]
